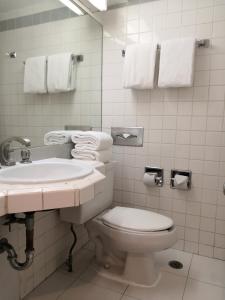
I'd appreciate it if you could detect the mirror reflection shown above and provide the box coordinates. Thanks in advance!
[0,0,102,147]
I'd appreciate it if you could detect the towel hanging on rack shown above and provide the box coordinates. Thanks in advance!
[158,38,196,88]
[24,56,47,94]
[122,43,157,89]
[47,52,77,93]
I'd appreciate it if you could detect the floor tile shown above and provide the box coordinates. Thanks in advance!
[80,264,128,294]
[155,249,193,277]
[58,279,122,300]
[183,279,225,300]
[125,271,186,300]
[121,296,138,300]
[24,271,75,300]
[189,255,225,287]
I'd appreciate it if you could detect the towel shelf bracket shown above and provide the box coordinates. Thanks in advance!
[121,38,210,57]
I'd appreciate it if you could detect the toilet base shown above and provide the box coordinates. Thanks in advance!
[95,253,162,288]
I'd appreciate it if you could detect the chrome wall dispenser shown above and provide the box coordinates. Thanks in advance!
[144,167,164,187]
[170,169,192,190]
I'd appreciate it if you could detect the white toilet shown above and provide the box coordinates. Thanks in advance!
[86,206,177,287]
[60,161,177,287]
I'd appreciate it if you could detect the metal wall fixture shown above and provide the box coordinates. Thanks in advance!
[170,169,192,190]
[5,51,84,64]
[23,54,84,65]
[121,38,210,57]
[144,166,164,187]
[111,127,144,147]
[5,51,17,58]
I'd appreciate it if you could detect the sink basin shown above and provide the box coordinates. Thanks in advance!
[0,160,93,184]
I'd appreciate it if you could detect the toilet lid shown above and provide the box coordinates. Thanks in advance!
[101,207,173,232]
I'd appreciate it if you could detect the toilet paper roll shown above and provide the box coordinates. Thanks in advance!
[143,173,157,187]
[174,174,188,187]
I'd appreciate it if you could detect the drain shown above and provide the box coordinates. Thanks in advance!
[168,260,183,269]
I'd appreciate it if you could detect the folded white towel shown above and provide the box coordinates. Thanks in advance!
[71,131,113,151]
[47,53,76,93]
[24,56,47,94]
[158,38,196,88]
[44,130,80,145]
[123,43,157,90]
[71,148,112,163]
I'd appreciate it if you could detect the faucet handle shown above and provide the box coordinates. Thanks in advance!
[23,138,31,147]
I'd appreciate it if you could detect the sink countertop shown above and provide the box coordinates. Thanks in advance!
[0,158,106,217]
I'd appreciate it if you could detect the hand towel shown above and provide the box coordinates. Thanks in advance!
[44,130,81,145]
[71,131,113,151]
[71,148,112,163]
[158,38,196,88]
[24,56,47,94]
[123,43,157,89]
[47,53,76,93]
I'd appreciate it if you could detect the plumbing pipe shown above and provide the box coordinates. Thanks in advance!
[0,212,35,271]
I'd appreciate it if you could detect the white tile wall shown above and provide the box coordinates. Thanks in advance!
[100,0,225,260]
[0,14,102,146]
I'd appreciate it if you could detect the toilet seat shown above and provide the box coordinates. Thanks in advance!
[101,206,173,233]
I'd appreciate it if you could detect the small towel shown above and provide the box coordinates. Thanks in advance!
[44,130,81,145]
[123,43,157,89]
[158,38,196,88]
[47,53,76,93]
[71,148,112,163]
[24,56,47,94]
[71,131,113,151]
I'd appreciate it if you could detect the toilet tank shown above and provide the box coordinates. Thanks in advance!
[60,161,114,224]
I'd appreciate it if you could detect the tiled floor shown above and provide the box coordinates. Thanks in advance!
[25,247,225,300]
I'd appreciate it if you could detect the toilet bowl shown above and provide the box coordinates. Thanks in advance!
[86,206,177,287]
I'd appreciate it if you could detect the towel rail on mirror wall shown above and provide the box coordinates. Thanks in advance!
[21,54,84,65]
[121,38,210,57]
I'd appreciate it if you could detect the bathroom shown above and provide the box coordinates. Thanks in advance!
[0,0,225,299]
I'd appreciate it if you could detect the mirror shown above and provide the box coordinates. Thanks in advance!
[0,0,102,147]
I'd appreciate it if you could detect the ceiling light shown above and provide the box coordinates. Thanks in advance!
[87,0,107,11]
[59,0,84,15]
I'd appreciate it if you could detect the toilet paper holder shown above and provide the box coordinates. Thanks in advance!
[145,167,164,187]
[170,169,192,190]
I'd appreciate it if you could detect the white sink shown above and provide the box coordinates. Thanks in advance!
[0,160,93,184]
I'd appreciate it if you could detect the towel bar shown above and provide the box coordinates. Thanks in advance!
[23,54,83,65]
[121,38,210,57]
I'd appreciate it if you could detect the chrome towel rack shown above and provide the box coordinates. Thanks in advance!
[121,38,210,57]
[22,54,84,65]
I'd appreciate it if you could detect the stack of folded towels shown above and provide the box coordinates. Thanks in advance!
[44,130,75,145]
[71,131,113,163]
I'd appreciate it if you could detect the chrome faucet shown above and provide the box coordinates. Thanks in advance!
[0,137,31,166]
